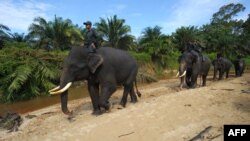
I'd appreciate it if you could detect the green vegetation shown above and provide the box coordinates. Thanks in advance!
[0,47,66,102]
[0,3,250,102]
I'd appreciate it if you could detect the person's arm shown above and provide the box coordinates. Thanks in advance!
[91,29,100,48]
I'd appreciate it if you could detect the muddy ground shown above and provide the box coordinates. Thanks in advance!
[0,74,250,141]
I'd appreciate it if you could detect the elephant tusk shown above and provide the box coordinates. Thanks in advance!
[49,86,60,93]
[49,82,72,95]
[179,70,186,78]
[176,72,180,77]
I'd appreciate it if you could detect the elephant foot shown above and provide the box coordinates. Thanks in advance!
[92,110,102,116]
[64,110,73,116]
[188,85,196,89]
[117,105,124,110]
[130,98,138,103]
[119,102,126,108]
[105,102,113,113]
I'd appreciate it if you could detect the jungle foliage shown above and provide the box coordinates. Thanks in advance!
[0,3,249,102]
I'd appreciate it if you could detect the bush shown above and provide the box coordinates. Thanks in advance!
[245,56,250,69]
[163,51,181,70]
[129,52,151,64]
[207,52,217,61]
[0,47,67,103]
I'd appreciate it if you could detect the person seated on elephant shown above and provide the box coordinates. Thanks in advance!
[83,21,103,73]
[216,53,222,59]
[187,41,204,61]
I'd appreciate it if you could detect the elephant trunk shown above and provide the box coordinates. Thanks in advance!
[48,70,73,115]
[60,91,72,115]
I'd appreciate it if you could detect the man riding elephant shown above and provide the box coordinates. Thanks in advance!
[83,21,103,73]
[187,41,204,61]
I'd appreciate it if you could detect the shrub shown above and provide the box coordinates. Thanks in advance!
[0,47,66,102]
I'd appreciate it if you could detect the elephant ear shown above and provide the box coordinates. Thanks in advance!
[87,54,104,73]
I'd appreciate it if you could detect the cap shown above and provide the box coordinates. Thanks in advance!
[83,21,92,25]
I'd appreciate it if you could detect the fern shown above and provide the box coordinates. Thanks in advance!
[8,65,33,94]
[0,47,65,102]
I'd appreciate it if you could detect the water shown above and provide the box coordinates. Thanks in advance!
[1,70,248,116]
[0,85,89,115]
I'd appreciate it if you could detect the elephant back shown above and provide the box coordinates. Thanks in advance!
[97,47,138,80]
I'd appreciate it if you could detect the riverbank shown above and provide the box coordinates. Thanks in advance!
[0,74,250,141]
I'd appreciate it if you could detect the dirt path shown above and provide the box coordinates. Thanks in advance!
[1,74,250,141]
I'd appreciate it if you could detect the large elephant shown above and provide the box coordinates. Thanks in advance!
[49,47,141,115]
[177,51,211,88]
[234,58,245,77]
[212,57,232,80]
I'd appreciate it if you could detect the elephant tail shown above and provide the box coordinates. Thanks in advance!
[134,79,142,97]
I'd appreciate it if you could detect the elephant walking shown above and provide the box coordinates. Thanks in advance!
[234,57,245,77]
[177,51,211,88]
[49,47,141,115]
[212,57,232,80]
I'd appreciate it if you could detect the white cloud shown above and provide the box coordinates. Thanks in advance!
[105,4,126,15]
[162,0,243,34]
[0,0,53,33]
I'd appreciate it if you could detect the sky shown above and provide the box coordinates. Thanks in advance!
[0,0,250,37]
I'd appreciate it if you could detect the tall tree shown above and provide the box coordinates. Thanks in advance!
[95,15,133,49]
[0,24,11,49]
[203,3,246,57]
[10,33,28,42]
[172,26,201,52]
[211,3,245,24]
[139,26,174,65]
[28,16,83,50]
[240,14,250,55]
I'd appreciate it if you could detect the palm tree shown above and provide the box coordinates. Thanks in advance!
[0,47,63,102]
[95,15,133,49]
[10,33,28,42]
[28,16,83,50]
[0,24,11,49]
[172,26,201,52]
[139,26,174,65]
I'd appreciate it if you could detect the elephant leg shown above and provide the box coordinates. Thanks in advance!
[88,83,101,115]
[99,83,117,111]
[185,74,191,87]
[226,70,229,78]
[213,70,217,80]
[129,86,138,103]
[235,68,238,77]
[190,74,198,88]
[219,71,224,80]
[202,75,207,86]
[121,68,138,106]
[179,77,185,88]
[120,84,132,107]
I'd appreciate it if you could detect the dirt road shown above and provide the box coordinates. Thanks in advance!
[1,74,250,141]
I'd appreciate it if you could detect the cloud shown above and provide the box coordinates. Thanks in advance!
[0,0,53,33]
[105,4,126,15]
[162,0,242,34]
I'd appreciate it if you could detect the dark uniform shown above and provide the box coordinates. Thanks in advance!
[84,28,99,49]
[83,21,103,73]
[187,41,204,61]
[83,21,100,53]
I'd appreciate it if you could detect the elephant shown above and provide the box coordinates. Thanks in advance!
[176,50,211,88]
[49,46,141,115]
[212,57,232,80]
[234,57,245,77]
